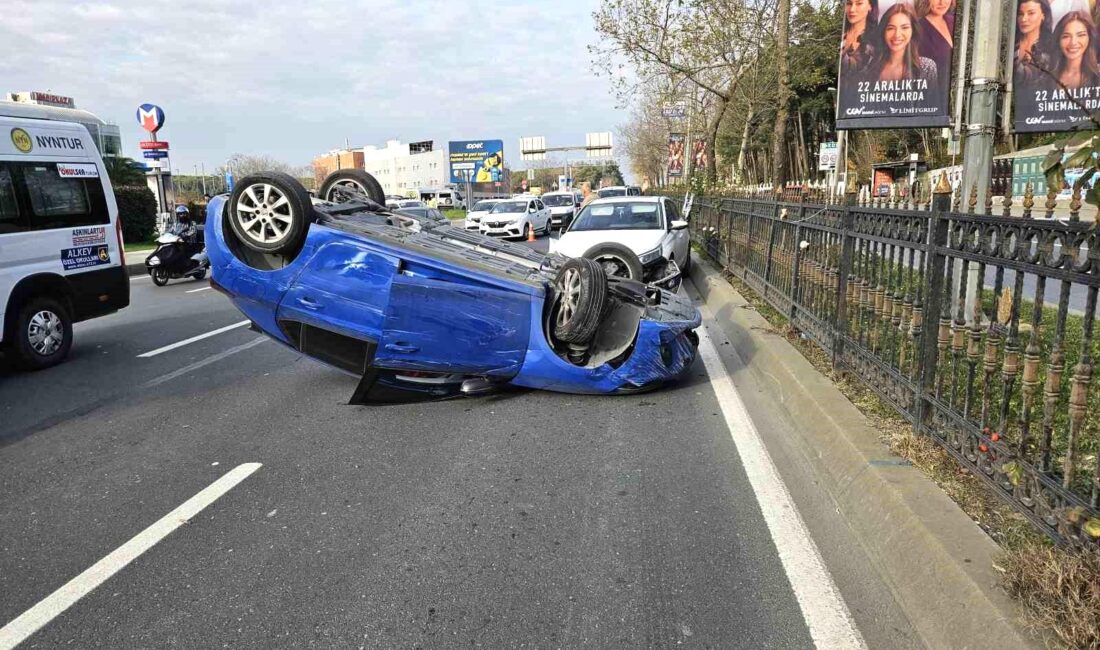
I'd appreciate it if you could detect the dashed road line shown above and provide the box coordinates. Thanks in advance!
[136,320,250,358]
[0,463,263,650]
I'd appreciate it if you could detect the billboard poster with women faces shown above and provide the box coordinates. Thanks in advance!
[1013,0,1100,132]
[836,0,956,129]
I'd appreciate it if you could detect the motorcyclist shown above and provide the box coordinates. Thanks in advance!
[169,205,196,242]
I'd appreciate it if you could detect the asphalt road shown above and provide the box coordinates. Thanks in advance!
[0,245,922,649]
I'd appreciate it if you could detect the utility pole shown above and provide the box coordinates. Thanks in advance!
[959,0,1008,324]
[959,0,1006,214]
[200,162,207,196]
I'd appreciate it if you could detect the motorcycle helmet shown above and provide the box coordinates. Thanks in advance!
[175,204,191,222]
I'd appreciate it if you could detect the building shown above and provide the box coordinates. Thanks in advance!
[361,140,449,196]
[312,148,365,186]
[1,92,122,158]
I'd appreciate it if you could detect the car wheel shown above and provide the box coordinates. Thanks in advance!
[228,172,313,255]
[152,268,170,286]
[582,243,644,281]
[553,257,608,344]
[521,222,531,240]
[319,169,385,205]
[8,296,73,370]
[681,250,692,273]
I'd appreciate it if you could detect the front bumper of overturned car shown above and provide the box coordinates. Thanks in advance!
[508,294,700,395]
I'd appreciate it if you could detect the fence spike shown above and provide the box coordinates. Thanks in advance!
[1070,182,1082,221]
[1022,182,1034,219]
[969,184,979,211]
[1044,185,1058,219]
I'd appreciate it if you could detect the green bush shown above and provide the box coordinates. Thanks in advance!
[114,186,158,243]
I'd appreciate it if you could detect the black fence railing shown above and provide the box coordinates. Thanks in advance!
[691,185,1100,548]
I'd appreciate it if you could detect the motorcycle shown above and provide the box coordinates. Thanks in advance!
[145,230,209,286]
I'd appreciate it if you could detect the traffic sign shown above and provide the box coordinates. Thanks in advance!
[136,103,165,134]
[139,140,169,150]
[142,150,168,159]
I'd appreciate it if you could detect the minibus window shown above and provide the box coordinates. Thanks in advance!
[25,166,91,218]
[0,167,19,232]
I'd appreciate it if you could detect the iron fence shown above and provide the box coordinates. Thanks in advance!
[691,182,1100,548]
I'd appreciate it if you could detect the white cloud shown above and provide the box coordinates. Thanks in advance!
[0,0,625,174]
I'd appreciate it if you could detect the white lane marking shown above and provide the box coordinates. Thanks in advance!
[0,463,262,650]
[129,274,150,282]
[694,304,867,649]
[185,286,212,293]
[136,320,250,358]
[143,337,268,388]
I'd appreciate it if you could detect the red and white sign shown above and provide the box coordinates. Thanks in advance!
[57,163,99,179]
[139,140,169,150]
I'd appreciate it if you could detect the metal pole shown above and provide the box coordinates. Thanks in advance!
[960,0,1007,325]
[960,0,1006,212]
[200,162,207,196]
[953,0,975,140]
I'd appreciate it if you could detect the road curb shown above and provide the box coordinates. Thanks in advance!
[687,256,1039,650]
[124,250,153,277]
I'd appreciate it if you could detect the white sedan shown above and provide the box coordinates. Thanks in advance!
[464,198,504,231]
[549,196,690,285]
[479,197,551,239]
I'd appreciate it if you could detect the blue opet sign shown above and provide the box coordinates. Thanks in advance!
[448,139,504,184]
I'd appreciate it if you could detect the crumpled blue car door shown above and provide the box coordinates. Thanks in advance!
[372,274,532,377]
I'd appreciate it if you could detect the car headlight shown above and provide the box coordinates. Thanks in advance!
[148,257,160,266]
[638,248,662,265]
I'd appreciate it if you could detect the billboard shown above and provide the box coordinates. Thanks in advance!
[836,0,954,129]
[667,133,685,177]
[1012,3,1100,132]
[448,140,504,184]
[692,139,707,171]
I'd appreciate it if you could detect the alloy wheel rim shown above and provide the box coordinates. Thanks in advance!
[236,183,293,245]
[556,268,582,328]
[27,310,63,356]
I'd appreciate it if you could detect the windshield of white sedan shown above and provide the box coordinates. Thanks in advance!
[597,188,626,198]
[570,202,661,231]
[472,201,498,212]
[491,201,528,214]
[542,194,574,207]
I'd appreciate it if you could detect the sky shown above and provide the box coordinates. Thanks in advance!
[0,0,627,176]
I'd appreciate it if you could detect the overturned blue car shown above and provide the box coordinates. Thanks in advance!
[206,170,700,403]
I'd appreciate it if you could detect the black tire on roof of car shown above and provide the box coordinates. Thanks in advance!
[228,172,314,255]
[581,243,644,281]
[318,169,385,206]
[552,257,608,344]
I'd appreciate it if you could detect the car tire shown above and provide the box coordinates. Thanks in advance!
[681,250,692,273]
[7,296,73,370]
[582,243,644,281]
[228,172,313,255]
[521,222,531,240]
[553,257,607,344]
[318,169,385,205]
[152,268,170,286]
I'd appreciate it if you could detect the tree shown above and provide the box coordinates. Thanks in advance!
[770,0,792,185]
[217,153,308,181]
[592,0,774,184]
[572,160,625,188]
[103,156,146,188]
